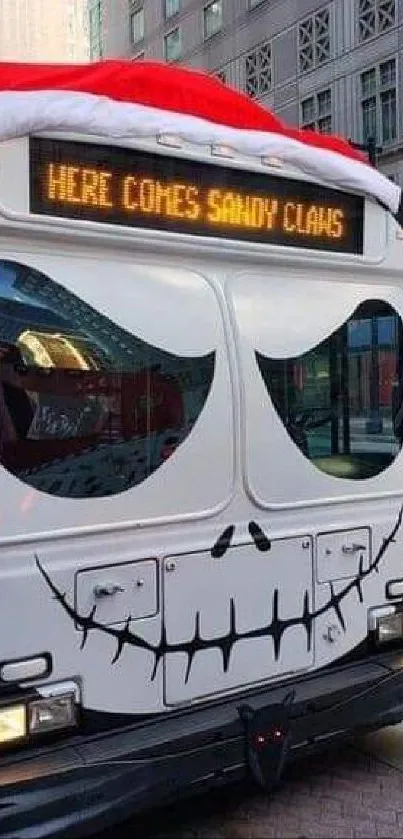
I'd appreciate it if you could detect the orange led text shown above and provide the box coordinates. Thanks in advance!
[122,177,200,220]
[43,162,347,244]
[47,164,114,207]
[283,203,344,239]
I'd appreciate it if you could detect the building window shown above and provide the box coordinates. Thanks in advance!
[164,27,181,61]
[88,0,102,60]
[301,88,332,133]
[130,7,144,45]
[164,0,180,18]
[204,1,223,40]
[256,299,403,481]
[215,68,227,83]
[298,7,331,73]
[245,41,272,98]
[0,260,215,499]
[358,0,396,42]
[361,59,397,144]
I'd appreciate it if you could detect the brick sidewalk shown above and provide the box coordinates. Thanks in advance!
[109,741,403,839]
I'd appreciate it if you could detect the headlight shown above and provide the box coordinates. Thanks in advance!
[0,705,26,745]
[0,679,79,749]
[28,692,76,735]
[377,613,403,644]
[369,605,403,646]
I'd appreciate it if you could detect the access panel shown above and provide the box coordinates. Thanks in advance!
[163,536,314,705]
[75,560,158,627]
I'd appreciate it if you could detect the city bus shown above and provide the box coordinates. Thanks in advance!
[0,59,403,838]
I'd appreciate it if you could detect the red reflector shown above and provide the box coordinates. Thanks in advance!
[273,728,284,739]
[253,728,285,749]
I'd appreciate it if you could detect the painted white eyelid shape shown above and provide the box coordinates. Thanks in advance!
[2,252,220,357]
[230,274,372,357]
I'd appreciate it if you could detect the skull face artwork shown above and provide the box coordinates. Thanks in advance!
[0,259,402,700]
[35,508,403,685]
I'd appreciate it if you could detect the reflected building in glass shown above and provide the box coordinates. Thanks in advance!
[2,261,214,498]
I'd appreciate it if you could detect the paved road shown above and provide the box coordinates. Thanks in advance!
[99,726,403,838]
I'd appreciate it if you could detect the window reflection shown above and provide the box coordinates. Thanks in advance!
[0,261,215,498]
[256,300,403,480]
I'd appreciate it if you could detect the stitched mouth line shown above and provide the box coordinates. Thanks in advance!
[35,506,402,684]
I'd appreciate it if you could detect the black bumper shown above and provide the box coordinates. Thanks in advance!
[2,652,403,839]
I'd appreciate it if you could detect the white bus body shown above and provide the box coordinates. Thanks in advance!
[0,131,403,837]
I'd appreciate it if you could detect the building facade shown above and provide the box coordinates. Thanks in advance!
[92,0,401,181]
[0,0,89,63]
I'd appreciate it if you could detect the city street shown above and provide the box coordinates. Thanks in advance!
[100,726,403,839]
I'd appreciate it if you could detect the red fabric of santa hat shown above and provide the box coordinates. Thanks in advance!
[0,59,400,217]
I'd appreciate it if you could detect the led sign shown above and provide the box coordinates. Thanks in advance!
[29,137,364,253]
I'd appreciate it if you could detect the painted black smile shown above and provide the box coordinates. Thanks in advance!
[35,507,402,684]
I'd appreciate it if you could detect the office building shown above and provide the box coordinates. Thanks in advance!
[92,0,401,181]
[0,0,89,63]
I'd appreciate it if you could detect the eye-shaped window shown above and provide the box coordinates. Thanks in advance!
[0,261,215,498]
[256,299,403,480]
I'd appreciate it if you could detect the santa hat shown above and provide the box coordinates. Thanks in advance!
[0,59,400,219]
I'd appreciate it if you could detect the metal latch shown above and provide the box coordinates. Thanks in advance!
[341,543,366,555]
[93,582,125,598]
[323,624,342,643]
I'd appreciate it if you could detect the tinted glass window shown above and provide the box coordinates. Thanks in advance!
[0,261,214,498]
[256,300,403,480]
